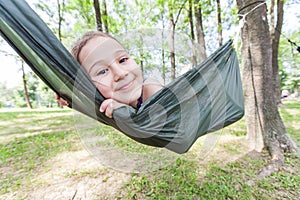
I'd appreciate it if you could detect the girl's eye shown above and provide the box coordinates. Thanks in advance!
[97,68,109,75]
[119,57,129,64]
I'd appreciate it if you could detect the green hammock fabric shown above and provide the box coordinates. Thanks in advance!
[0,0,244,154]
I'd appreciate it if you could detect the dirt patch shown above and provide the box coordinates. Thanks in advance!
[12,150,131,200]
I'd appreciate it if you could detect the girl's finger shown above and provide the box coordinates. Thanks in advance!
[100,99,113,113]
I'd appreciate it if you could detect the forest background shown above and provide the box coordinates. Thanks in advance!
[0,0,299,109]
[1,0,300,199]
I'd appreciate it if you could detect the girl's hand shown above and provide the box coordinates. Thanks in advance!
[100,99,126,118]
[55,93,69,107]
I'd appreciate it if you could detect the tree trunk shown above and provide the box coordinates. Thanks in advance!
[188,0,197,66]
[57,0,63,41]
[194,0,207,62]
[21,61,32,109]
[270,0,284,104]
[161,11,166,85]
[138,35,144,75]
[216,0,222,47]
[167,1,178,80]
[162,45,166,85]
[102,0,109,33]
[236,0,299,177]
[93,0,103,32]
[170,20,176,80]
[168,0,186,79]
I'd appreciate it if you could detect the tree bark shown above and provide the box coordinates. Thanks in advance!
[102,0,109,33]
[161,11,167,85]
[236,0,299,177]
[138,35,144,75]
[168,1,176,80]
[188,0,197,66]
[21,61,32,109]
[93,0,103,32]
[170,21,176,80]
[270,0,284,104]
[57,0,63,41]
[194,0,207,62]
[216,0,222,47]
[167,0,185,79]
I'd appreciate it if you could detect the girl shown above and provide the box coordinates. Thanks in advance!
[56,31,163,118]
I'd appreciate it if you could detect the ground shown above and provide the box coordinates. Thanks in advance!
[2,134,252,199]
[0,101,299,199]
[23,150,130,200]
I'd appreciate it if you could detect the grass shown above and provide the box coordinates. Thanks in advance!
[120,99,300,200]
[0,108,81,195]
[0,99,299,199]
[0,108,75,144]
[122,153,300,200]
[279,99,300,144]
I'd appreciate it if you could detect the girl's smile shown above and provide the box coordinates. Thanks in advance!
[117,80,134,91]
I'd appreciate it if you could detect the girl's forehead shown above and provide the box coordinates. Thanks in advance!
[81,37,126,70]
[79,37,124,61]
[86,37,125,54]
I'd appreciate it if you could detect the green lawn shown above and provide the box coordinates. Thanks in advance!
[0,108,81,195]
[121,100,300,200]
[0,100,299,199]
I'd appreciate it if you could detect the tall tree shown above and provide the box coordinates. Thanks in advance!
[216,0,223,46]
[21,61,32,109]
[0,48,33,108]
[168,0,186,79]
[194,0,207,62]
[93,0,103,31]
[236,0,299,178]
[56,0,65,41]
[157,0,168,84]
[102,0,109,33]
[270,0,284,104]
[188,0,197,66]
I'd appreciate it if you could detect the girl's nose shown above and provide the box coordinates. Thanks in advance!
[111,62,128,81]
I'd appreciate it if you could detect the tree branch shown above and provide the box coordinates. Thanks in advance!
[174,0,187,25]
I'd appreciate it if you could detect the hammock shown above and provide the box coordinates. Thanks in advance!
[0,0,244,154]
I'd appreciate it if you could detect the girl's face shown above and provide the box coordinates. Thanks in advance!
[80,36,143,107]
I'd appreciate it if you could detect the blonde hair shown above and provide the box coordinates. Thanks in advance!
[71,31,118,64]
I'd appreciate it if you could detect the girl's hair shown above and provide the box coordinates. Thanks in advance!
[70,31,118,64]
